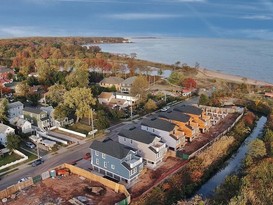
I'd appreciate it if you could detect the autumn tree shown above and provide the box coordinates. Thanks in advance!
[182,78,197,89]
[65,64,89,88]
[0,98,8,123]
[63,87,96,122]
[168,71,184,85]
[36,59,56,85]
[46,84,67,106]
[144,99,158,111]
[53,104,72,121]
[131,76,149,101]
[15,81,30,97]
[6,133,21,150]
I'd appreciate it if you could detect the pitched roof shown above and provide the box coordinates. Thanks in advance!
[23,107,44,114]
[13,118,30,127]
[98,92,114,99]
[141,117,176,132]
[121,76,136,85]
[8,101,23,109]
[158,110,191,123]
[0,123,13,133]
[90,140,132,159]
[100,77,124,85]
[174,105,202,115]
[118,127,157,144]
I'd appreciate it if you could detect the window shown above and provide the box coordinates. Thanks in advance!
[104,162,107,168]
[130,167,137,175]
[153,129,155,132]
[96,159,99,165]
[102,153,106,159]
[95,151,99,156]
[111,164,115,170]
[130,139,133,144]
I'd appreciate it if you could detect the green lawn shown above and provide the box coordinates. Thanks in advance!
[0,152,23,167]
[68,123,92,135]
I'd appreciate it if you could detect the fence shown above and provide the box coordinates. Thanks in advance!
[58,127,86,138]
[0,178,33,199]
[62,163,131,204]
[0,150,28,171]
[0,164,130,204]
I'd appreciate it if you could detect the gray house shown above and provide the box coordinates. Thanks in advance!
[141,117,185,151]
[90,140,143,184]
[23,107,50,130]
[118,127,167,169]
[120,76,136,94]
[7,101,24,122]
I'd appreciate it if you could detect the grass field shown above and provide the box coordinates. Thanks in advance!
[0,152,22,167]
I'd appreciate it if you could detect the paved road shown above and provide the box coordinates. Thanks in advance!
[0,96,199,191]
[0,142,91,190]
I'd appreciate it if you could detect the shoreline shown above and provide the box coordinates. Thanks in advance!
[196,68,273,87]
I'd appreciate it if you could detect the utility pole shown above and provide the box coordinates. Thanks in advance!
[91,108,94,138]
[130,101,133,121]
[36,131,40,159]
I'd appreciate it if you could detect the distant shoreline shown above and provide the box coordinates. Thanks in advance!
[197,68,273,86]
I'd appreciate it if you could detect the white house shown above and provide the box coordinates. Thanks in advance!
[118,127,167,169]
[7,101,24,122]
[10,118,32,134]
[98,92,115,105]
[115,92,139,105]
[0,123,15,146]
[141,117,186,151]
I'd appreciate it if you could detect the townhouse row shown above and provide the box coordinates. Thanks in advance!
[89,105,215,184]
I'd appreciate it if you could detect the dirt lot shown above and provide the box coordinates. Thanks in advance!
[129,157,185,199]
[182,113,240,154]
[4,174,125,205]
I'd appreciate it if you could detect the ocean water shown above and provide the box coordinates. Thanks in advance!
[98,37,273,84]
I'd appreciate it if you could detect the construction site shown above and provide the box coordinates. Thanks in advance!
[0,164,129,205]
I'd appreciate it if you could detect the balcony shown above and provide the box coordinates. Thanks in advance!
[152,141,166,153]
[125,156,143,168]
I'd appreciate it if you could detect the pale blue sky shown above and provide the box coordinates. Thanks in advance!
[0,0,273,40]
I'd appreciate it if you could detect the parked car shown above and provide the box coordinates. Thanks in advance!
[17,177,31,183]
[160,106,170,112]
[83,152,91,160]
[32,158,44,167]
[25,141,36,149]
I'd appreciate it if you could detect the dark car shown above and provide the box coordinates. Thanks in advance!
[32,158,44,167]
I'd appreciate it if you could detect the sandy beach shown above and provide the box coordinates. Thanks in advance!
[197,68,273,87]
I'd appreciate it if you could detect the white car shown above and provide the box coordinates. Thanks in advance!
[160,106,170,112]
[17,177,31,183]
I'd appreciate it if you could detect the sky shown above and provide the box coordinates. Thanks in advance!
[0,0,273,40]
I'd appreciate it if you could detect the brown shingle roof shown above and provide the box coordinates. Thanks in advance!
[98,92,114,99]
[100,77,124,85]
